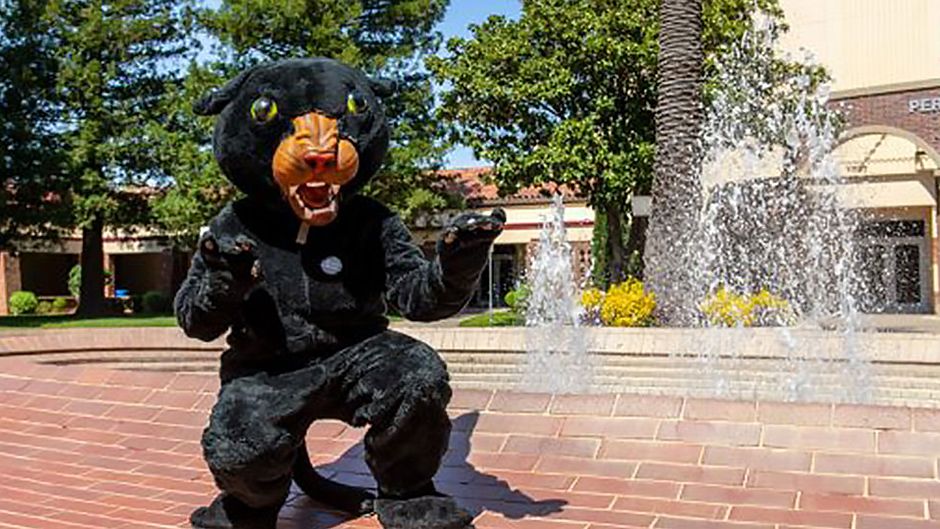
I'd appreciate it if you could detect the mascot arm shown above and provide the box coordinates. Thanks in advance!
[174,231,260,342]
[382,210,504,322]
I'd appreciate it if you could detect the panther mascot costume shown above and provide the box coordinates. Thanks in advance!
[175,58,503,529]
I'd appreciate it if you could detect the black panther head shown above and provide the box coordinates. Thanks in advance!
[194,58,392,226]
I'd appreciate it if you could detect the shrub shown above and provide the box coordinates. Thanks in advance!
[68,265,113,298]
[504,283,530,315]
[599,279,656,327]
[130,294,144,314]
[51,297,69,312]
[142,290,171,314]
[581,287,604,310]
[701,287,792,327]
[35,301,53,315]
[700,287,747,327]
[748,289,794,326]
[68,265,81,298]
[9,291,39,316]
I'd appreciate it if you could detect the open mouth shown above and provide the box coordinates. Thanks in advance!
[287,181,342,223]
[296,182,336,209]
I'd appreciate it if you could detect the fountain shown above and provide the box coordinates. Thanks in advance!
[682,12,871,403]
[520,194,594,393]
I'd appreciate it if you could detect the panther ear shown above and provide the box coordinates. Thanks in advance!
[193,67,259,116]
[368,77,396,98]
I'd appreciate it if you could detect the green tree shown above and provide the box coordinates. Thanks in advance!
[150,63,234,247]
[428,0,784,285]
[153,0,455,244]
[0,0,70,249]
[45,0,190,315]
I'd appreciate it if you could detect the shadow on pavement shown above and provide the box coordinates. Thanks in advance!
[286,411,567,527]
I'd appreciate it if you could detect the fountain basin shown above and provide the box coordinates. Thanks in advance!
[4,326,940,408]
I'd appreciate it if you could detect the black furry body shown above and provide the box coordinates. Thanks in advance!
[177,190,496,529]
[176,58,500,529]
[178,196,479,379]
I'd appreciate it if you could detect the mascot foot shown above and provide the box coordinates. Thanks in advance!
[373,496,474,529]
[190,494,278,529]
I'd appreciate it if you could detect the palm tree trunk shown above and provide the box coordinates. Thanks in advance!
[644,0,705,326]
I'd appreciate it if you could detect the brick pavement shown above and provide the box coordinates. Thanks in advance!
[2,355,940,528]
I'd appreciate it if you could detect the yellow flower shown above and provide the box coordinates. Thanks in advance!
[581,287,604,311]
[599,278,656,327]
[701,287,792,327]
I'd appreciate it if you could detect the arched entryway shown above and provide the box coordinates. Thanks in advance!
[834,127,940,313]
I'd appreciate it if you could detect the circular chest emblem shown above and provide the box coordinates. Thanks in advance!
[320,256,344,276]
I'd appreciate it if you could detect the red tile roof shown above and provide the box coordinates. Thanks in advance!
[439,167,583,205]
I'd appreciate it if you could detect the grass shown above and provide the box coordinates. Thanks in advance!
[0,313,403,329]
[459,310,522,327]
[0,314,177,329]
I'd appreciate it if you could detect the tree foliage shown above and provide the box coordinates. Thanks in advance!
[46,0,191,223]
[43,0,191,314]
[150,63,234,246]
[428,0,785,283]
[0,0,69,248]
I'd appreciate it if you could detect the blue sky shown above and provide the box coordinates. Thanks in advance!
[436,0,521,167]
[438,0,520,41]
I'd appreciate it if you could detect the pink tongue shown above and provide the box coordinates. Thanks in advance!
[299,185,330,208]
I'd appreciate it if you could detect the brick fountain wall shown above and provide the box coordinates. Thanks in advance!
[6,326,940,408]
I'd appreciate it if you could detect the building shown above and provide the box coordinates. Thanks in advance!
[0,229,191,315]
[0,174,593,315]
[632,1,940,314]
[412,168,595,309]
[780,0,940,313]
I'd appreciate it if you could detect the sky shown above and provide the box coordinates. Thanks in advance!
[436,0,521,168]
[437,0,520,41]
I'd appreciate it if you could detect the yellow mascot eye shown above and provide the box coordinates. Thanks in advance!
[347,91,368,114]
[250,96,278,123]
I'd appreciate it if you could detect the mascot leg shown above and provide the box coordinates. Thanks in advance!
[192,371,322,529]
[192,331,473,529]
[319,331,474,529]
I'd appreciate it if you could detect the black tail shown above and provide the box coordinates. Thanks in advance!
[292,441,375,515]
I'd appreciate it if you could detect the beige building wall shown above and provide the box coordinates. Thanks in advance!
[778,0,940,94]
[478,202,595,245]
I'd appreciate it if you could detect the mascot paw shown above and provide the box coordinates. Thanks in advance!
[198,233,263,303]
[200,233,262,280]
[373,496,474,529]
[441,208,505,249]
[190,494,278,529]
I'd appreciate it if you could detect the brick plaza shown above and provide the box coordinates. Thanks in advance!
[3,332,940,528]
